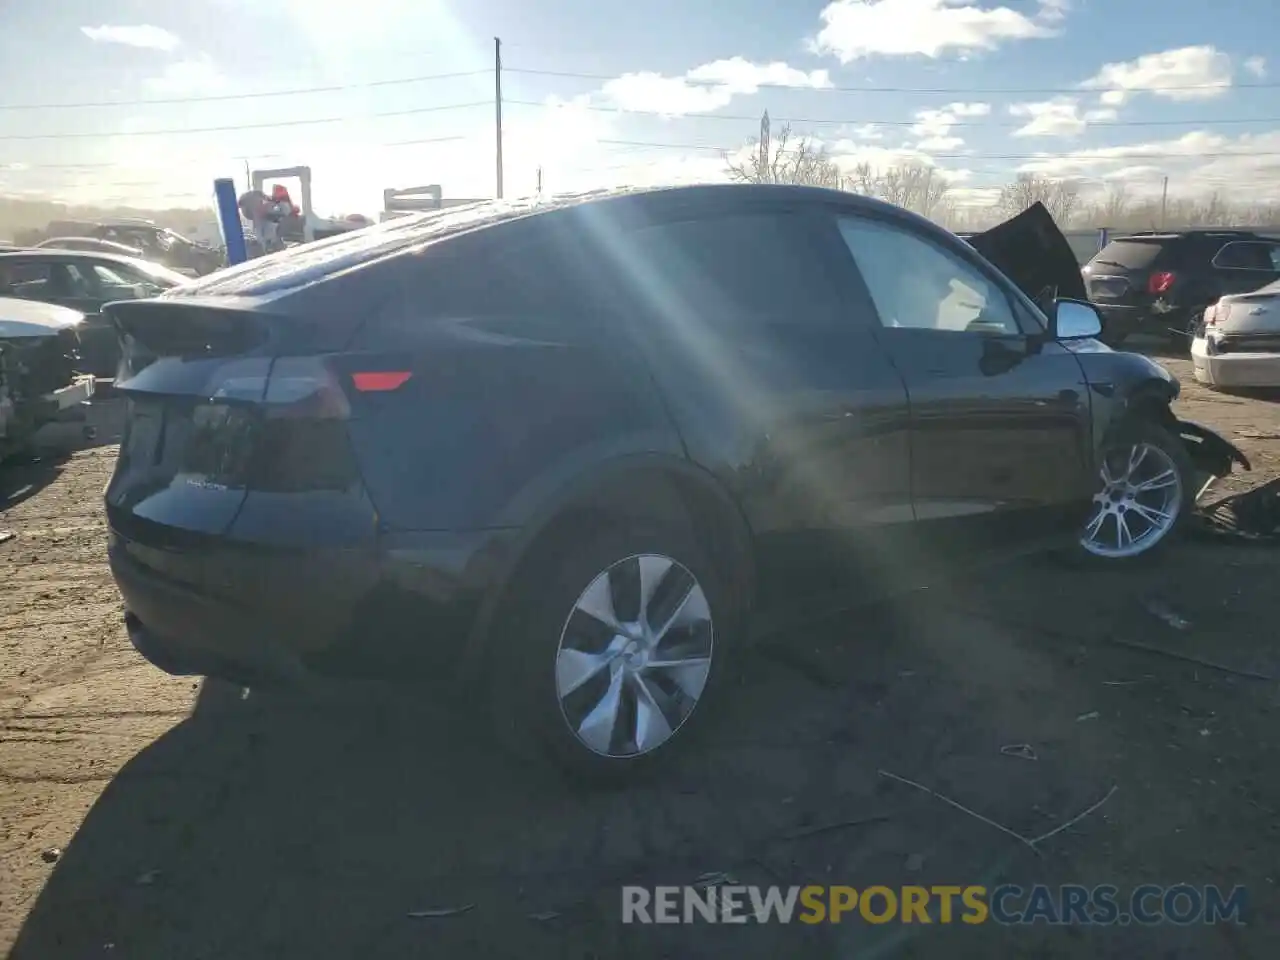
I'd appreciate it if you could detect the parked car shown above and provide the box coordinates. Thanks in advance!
[0,298,95,460]
[93,222,225,276]
[103,185,1249,783]
[35,236,147,259]
[1191,278,1280,388]
[1082,230,1280,346]
[0,249,189,377]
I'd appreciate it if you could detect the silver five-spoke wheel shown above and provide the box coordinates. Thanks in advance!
[1080,440,1183,558]
[555,553,714,758]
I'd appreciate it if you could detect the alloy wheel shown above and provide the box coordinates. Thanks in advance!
[554,553,714,758]
[1080,441,1183,558]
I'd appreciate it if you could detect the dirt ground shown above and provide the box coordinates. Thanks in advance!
[2,353,1278,959]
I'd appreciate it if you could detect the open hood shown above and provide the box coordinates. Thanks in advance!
[967,201,1088,304]
[0,297,84,339]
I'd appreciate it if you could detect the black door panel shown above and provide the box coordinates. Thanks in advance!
[609,209,914,611]
[829,211,1094,572]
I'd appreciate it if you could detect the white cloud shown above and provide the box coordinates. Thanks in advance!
[810,0,1065,62]
[910,101,989,151]
[1009,97,1116,137]
[1011,128,1280,202]
[601,58,831,116]
[80,24,181,52]
[1080,45,1233,105]
[1244,56,1267,79]
[145,55,228,96]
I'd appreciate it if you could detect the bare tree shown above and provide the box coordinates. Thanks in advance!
[847,162,952,220]
[997,173,1082,226]
[1100,182,1130,223]
[726,111,843,188]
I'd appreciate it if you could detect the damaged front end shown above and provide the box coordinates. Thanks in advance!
[0,298,95,459]
[1175,418,1251,480]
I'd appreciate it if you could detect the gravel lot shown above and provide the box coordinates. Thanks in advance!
[2,353,1278,959]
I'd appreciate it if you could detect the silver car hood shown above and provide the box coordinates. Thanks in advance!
[0,297,84,339]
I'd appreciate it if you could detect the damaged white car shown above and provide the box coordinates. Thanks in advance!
[1191,279,1280,388]
[0,298,96,460]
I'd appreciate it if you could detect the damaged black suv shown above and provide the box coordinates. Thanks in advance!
[103,187,1250,782]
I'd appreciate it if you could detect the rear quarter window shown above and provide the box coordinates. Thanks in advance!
[1091,239,1166,271]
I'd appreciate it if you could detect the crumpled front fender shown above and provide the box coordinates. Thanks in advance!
[1175,418,1252,477]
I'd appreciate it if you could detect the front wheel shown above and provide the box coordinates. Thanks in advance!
[1077,420,1194,562]
[487,520,732,784]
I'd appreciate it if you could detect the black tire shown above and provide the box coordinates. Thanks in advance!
[1068,417,1196,566]
[485,517,736,786]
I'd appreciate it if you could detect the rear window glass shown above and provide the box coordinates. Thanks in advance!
[176,200,538,299]
[1091,239,1165,270]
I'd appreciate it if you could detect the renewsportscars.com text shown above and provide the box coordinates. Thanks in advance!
[621,884,1248,926]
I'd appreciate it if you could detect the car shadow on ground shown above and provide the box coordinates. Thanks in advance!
[1,453,72,516]
[12,550,1275,960]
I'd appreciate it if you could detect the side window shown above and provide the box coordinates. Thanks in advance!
[0,261,53,293]
[1268,244,1280,271]
[621,212,848,329]
[1212,241,1273,271]
[836,217,1022,335]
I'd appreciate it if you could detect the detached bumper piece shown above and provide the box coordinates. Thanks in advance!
[1175,418,1251,478]
[44,374,95,413]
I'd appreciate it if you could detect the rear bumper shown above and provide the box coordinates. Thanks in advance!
[1190,338,1280,388]
[107,517,519,689]
[1095,303,1197,337]
[108,528,340,688]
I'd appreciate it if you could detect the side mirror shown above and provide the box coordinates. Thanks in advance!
[1049,298,1103,340]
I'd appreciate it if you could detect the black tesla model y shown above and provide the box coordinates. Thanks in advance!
[103,185,1248,782]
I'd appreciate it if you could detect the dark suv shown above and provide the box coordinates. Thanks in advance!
[102,186,1248,782]
[1082,230,1280,346]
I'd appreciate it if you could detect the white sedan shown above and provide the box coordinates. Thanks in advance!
[1191,279,1280,388]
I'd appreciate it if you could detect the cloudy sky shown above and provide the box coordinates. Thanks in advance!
[0,0,1276,216]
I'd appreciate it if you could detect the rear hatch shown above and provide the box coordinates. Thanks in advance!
[1082,237,1174,306]
[104,202,531,554]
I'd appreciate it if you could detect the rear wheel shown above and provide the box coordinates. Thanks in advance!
[487,519,732,784]
[1077,419,1193,562]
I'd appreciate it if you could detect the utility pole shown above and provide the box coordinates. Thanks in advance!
[536,165,543,196]
[494,37,504,200]
[1160,175,1169,228]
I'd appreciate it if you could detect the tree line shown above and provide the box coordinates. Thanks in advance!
[725,112,1280,234]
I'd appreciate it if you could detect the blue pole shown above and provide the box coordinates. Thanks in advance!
[213,177,247,266]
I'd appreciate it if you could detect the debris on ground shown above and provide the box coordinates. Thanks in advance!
[692,871,739,890]
[407,904,475,919]
[1077,711,1100,723]
[1107,636,1275,682]
[0,531,14,544]
[1144,598,1191,630]
[904,853,926,872]
[39,848,60,864]
[1194,477,1280,542]
[135,870,161,886]
[1000,743,1039,761]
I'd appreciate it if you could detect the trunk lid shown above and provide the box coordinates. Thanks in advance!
[103,296,368,541]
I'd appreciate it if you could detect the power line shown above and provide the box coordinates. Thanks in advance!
[0,70,491,111]
[507,99,1280,129]
[504,66,1280,96]
[0,103,488,142]
[595,138,1280,162]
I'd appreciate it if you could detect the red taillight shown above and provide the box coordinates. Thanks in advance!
[351,371,412,392]
[1147,271,1175,295]
[263,357,351,420]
